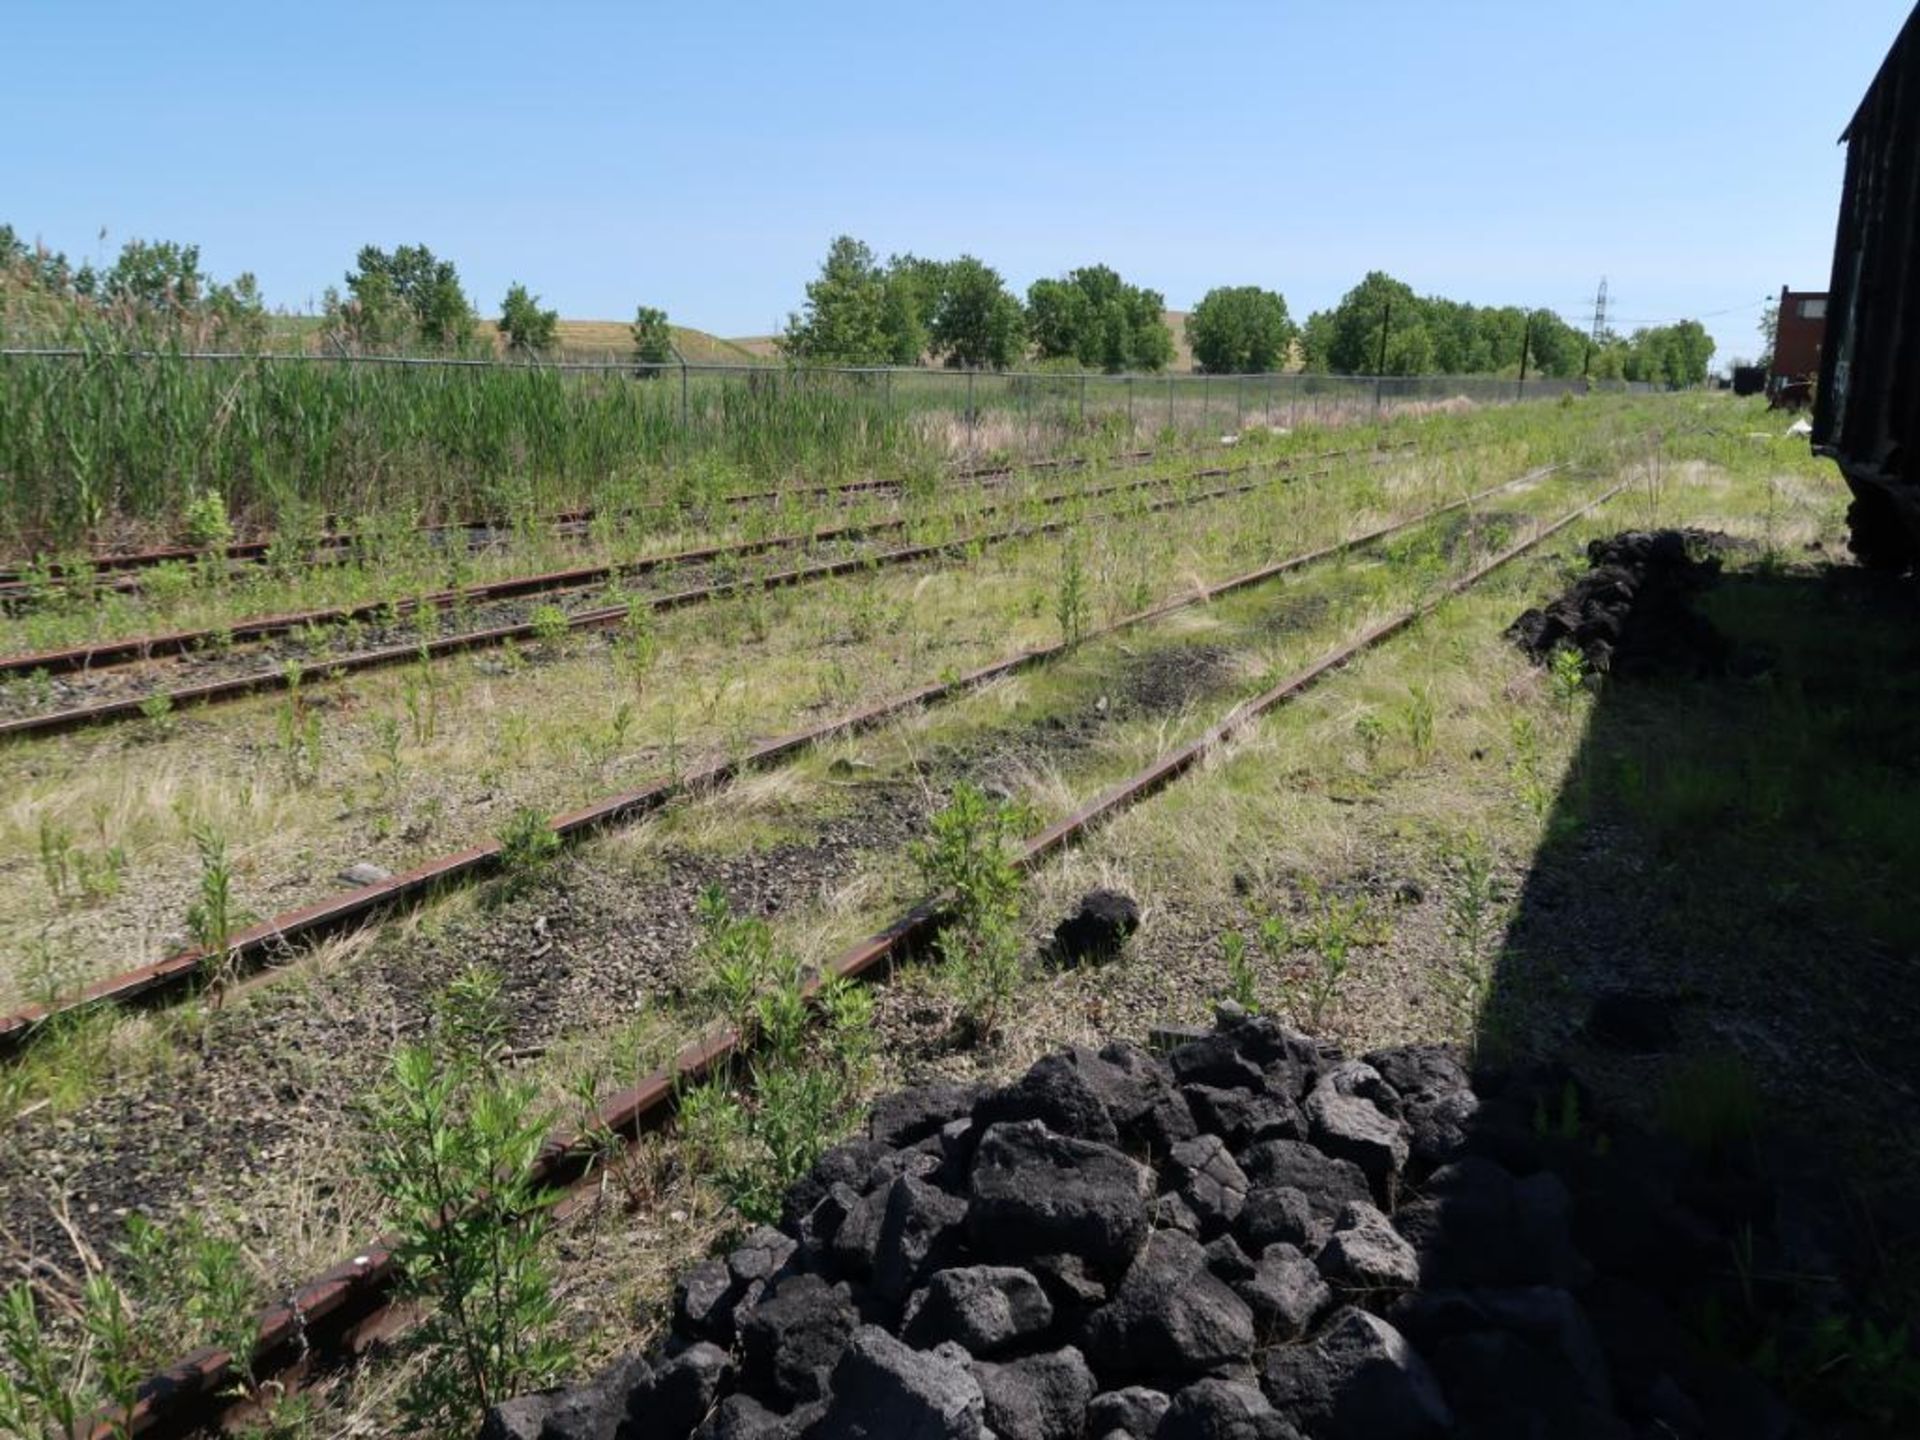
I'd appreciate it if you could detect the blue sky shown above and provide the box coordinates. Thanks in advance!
[5,1,1911,364]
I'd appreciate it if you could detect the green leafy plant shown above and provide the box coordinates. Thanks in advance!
[910,782,1033,1041]
[138,691,175,737]
[1055,535,1090,647]
[1549,644,1588,713]
[1221,929,1260,1012]
[529,603,569,654]
[182,487,232,548]
[495,806,560,896]
[362,985,569,1428]
[185,822,250,1006]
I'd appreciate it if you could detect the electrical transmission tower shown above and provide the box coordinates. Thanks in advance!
[1583,278,1609,377]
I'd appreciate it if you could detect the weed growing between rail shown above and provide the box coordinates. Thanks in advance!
[7,398,1873,1436]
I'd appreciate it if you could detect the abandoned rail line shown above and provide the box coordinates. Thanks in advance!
[90,470,1627,1440]
[0,459,1569,1056]
[0,448,1368,739]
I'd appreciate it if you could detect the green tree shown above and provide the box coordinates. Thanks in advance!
[780,235,890,363]
[630,304,673,375]
[930,255,1024,369]
[1025,265,1173,372]
[497,282,558,356]
[1185,285,1296,373]
[1309,271,1425,375]
[880,253,947,365]
[333,243,474,351]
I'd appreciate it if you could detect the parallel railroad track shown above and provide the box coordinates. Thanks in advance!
[88,470,1628,1439]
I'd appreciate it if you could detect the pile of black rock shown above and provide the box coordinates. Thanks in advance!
[485,1007,1808,1439]
[1506,530,1732,678]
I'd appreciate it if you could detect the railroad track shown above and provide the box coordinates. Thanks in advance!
[0,442,1417,740]
[0,442,1254,603]
[0,441,1423,683]
[0,458,1567,1054]
[90,469,1630,1439]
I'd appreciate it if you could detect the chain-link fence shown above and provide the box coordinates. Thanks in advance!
[0,345,1654,538]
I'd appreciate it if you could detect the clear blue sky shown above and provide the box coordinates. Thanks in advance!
[5,1,1911,365]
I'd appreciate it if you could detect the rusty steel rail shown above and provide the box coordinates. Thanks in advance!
[0,443,1394,682]
[0,461,1566,1058]
[98,469,1627,1440]
[0,449,1366,742]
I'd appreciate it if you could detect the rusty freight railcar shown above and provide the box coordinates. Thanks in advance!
[1815,3,1920,569]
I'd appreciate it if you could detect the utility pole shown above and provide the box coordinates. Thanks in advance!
[1517,312,1534,400]
[1374,299,1392,411]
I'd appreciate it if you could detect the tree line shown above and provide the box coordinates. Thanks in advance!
[1,223,1715,387]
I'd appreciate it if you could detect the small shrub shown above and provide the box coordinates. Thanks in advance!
[182,488,233,549]
[495,807,560,895]
[1657,1052,1760,1163]
[910,782,1033,1041]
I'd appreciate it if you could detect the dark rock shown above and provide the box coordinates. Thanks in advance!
[1157,1378,1301,1440]
[1203,1234,1257,1283]
[1169,1034,1267,1093]
[816,1325,985,1439]
[1261,1307,1451,1440]
[675,1258,742,1344]
[648,1343,735,1440]
[783,1137,891,1230]
[693,1393,824,1440]
[1304,1084,1408,1198]
[1156,1189,1205,1237]
[1237,1140,1370,1215]
[1053,889,1141,964]
[866,1146,943,1192]
[1513,1170,1592,1289]
[1363,1045,1469,1103]
[1236,1186,1326,1253]
[870,1082,987,1149]
[829,1185,888,1279]
[969,1345,1097,1440]
[1316,1200,1420,1294]
[901,1265,1054,1355]
[1088,1385,1172,1437]
[1030,1250,1110,1309]
[1395,1157,1523,1286]
[1084,1231,1257,1385]
[1167,1134,1250,1231]
[873,1175,968,1302]
[1235,1243,1329,1341]
[975,1051,1122,1146]
[1092,1041,1201,1151]
[1315,1059,1403,1117]
[796,1181,859,1255]
[479,1393,559,1440]
[968,1121,1150,1274]
[739,1273,857,1407]
[1399,1090,1480,1166]
[1182,1085,1304,1148]
[729,1226,798,1289]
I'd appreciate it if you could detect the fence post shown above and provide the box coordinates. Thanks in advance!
[1516,312,1534,402]
[966,368,976,450]
[1079,372,1087,426]
[1127,376,1134,435]
[1167,374,1174,431]
[678,351,690,431]
[1236,374,1244,429]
